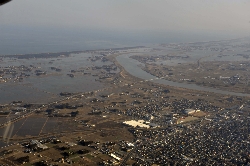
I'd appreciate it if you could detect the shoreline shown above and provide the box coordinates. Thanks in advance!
[0,46,146,58]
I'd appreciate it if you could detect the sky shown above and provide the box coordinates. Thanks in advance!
[0,0,250,54]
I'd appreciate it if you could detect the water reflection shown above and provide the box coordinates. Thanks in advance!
[3,120,14,144]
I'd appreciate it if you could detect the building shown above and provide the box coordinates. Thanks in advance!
[184,109,200,115]
[110,153,121,161]
[123,120,150,128]
[30,140,48,150]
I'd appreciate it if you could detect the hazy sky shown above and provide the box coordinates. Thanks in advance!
[1,0,250,41]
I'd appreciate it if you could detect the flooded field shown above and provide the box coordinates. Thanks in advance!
[13,117,47,137]
[0,52,111,104]
[0,52,116,144]
[134,38,250,66]
[2,39,247,105]
[40,117,78,134]
[0,115,81,145]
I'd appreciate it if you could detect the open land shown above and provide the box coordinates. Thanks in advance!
[0,39,250,165]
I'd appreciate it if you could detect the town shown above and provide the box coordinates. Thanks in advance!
[0,39,250,165]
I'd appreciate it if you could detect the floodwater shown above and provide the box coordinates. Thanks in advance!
[0,52,111,145]
[0,53,110,104]
[14,117,47,137]
[0,39,249,146]
[0,116,79,146]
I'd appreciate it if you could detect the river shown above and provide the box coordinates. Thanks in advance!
[116,54,250,97]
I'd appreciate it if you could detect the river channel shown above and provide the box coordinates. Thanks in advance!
[116,54,250,97]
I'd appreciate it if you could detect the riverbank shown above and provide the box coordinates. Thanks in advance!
[116,53,250,98]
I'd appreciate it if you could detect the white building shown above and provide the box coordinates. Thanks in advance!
[184,109,200,115]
